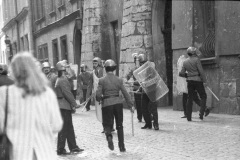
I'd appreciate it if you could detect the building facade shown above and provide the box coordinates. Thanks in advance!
[31,0,83,68]
[80,0,240,115]
[1,0,33,64]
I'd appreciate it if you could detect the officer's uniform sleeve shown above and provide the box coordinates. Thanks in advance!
[59,79,77,108]
[86,72,93,98]
[196,59,207,83]
[119,79,133,108]
[179,63,187,78]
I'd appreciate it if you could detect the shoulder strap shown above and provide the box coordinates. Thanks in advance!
[4,86,9,133]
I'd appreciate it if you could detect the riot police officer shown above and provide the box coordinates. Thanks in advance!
[42,62,57,90]
[55,61,83,155]
[96,59,134,152]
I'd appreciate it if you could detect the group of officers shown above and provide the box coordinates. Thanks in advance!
[0,46,210,154]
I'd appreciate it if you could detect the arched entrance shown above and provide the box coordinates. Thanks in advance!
[73,19,82,75]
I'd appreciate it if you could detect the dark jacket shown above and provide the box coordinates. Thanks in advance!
[0,75,14,87]
[55,76,77,110]
[96,72,133,108]
[179,56,206,83]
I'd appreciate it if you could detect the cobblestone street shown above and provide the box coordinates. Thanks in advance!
[57,106,240,160]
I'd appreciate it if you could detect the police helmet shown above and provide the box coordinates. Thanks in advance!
[138,54,148,63]
[187,47,197,55]
[93,57,102,65]
[104,59,117,67]
[42,62,51,68]
[56,61,66,71]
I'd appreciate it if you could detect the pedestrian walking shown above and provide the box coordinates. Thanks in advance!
[0,63,14,87]
[179,47,208,121]
[77,64,92,111]
[55,61,83,155]
[42,62,57,90]
[96,59,134,152]
[0,52,63,160]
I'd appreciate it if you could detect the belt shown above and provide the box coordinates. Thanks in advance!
[103,95,119,100]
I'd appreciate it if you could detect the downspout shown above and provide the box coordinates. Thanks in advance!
[27,0,35,56]
[14,0,20,52]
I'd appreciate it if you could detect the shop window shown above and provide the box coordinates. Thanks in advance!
[193,0,215,59]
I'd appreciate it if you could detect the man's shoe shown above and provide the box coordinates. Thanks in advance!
[119,147,126,152]
[71,147,84,153]
[141,124,152,129]
[181,115,187,118]
[187,118,192,121]
[199,115,203,120]
[57,149,68,155]
[107,136,114,150]
[153,124,159,130]
[205,109,210,117]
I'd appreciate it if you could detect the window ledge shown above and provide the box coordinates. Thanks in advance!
[200,57,217,65]
[35,16,45,25]
[49,10,56,17]
[58,4,65,10]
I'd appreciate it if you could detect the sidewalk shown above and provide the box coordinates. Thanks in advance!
[57,106,240,160]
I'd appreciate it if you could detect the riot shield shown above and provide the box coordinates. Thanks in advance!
[176,55,188,94]
[133,61,169,102]
[93,71,103,122]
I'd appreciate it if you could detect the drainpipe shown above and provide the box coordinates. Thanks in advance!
[27,0,35,56]
[14,0,20,52]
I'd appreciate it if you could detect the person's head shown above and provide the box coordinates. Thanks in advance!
[10,52,48,97]
[187,47,197,56]
[92,57,101,69]
[138,54,148,66]
[56,61,67,77]
[0,63,8,75]
[80,64,87,72]
[104,59,117,72]
[50,66,56,73]
[42,62,51,75]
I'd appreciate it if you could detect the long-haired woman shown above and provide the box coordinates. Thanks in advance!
[0,52,63,160]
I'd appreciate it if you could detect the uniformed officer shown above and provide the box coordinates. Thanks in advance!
[0,63,14,86]
[179,47,209,121]
[55,61,83,155]
[42,62,57,90]
[126,54,159,130]
[78,64,92,111]
[96,59,134,152]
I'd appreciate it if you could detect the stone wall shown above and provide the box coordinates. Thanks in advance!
[81,0,103,69]
[119,0,153,79]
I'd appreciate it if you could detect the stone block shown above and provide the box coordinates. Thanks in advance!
[121,35,143,50]
[144,35,153,48]
[132,12,151,21]
[124,0,132,9]
[132,0,152,6]
[120,48,146,63]
[136,21,146,34]
[123,6,132,16]
[121,22,136,37]
[84,33,101,44]
[132,4,151,14]
[86,17,101,26]
[122,15,131,24]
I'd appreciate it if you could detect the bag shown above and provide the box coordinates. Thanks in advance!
[0,87,11,160]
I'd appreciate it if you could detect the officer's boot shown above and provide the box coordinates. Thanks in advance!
[117,126,126,152]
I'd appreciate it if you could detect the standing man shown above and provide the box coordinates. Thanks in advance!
[0,63,14,86]
[78,64,92,111]
[126,54,159,130]
[55,61,83,155]
[42,62,57,90]
[96,59,134,152]
[179,47,208,121]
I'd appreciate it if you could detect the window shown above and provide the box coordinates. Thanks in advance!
[50,0,56,12]
[60,35,68,61]
[193,0,215,59]
[52,39,59,66]
[38,44,48,62]
[58,0,64,7]
[33,0,45,21]
[20,37,24,51]
[24,35,29,51]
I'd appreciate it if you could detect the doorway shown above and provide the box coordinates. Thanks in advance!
[73,25,82,75]
[52,39,59,67]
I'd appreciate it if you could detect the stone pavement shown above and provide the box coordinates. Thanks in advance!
[57,106,240,160]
